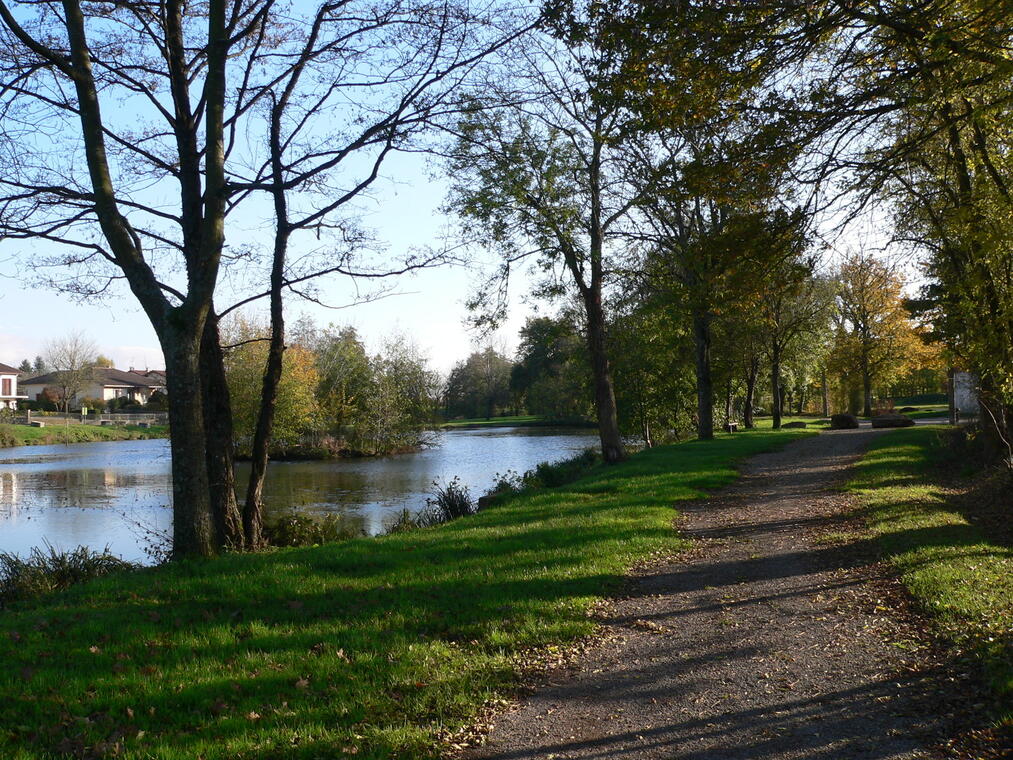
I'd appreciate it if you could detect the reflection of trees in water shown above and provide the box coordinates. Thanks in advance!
[0,471,19,513]
[1,469,170,512]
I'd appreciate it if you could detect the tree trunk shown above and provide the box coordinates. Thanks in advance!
[744,358,758,430]
[862,372,873,418]
[243,322,282,550]
[771,341,782,430]
[693,309,714,440]
[724,378,733,426]
[584,294,625,463]
[201,312,243,550]
[163,332,216,558]
[821,370,830,417]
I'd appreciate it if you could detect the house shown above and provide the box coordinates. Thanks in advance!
[0,362,27,410]
[20,367,165,409]
[127,369,167,393]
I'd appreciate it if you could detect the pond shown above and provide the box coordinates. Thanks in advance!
[0,427,598,563]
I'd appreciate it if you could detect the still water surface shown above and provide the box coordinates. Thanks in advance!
[0,427,596,562]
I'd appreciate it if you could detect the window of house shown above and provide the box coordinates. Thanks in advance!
[1,378,10,396]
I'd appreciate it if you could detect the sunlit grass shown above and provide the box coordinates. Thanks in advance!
[848,426,1013,725]
[0,427,811,759]
[0,423,168,447]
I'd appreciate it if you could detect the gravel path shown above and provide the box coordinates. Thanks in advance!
[464,429,974,760]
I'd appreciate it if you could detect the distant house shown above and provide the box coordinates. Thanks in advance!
[20,367,165,409]
[0,363,27,410]
[127,369,167,393]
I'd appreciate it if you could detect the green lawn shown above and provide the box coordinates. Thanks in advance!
[0,426,810,759]
[847,426,1013,725]
[0,423,168,447]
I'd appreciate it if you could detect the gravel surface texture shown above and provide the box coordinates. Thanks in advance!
[463,429,995,760]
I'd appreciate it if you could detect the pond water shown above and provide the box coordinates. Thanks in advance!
[0,427,597,563]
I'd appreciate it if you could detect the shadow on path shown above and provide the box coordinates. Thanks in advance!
[465,429,973,760]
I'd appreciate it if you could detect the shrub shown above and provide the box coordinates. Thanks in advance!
[263,511,363,547]
[0,425,16,448]
[480,449,602,502]
[382,477,478,535]
[424,476,475,521]
[486,469,524,499]
[0,543,136,607]
[524,447,600,489]
[383,508,422,534]
[78,397,105,413]
[145,391,168,411]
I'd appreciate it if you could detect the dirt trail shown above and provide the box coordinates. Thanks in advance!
[464,428,972,760]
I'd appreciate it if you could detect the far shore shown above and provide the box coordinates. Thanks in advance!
[440,414,596,430]
[0,423,168,449]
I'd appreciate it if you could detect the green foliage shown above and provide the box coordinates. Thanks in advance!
[511,316,592,420]
[312,325,373,433]
[0,427,810,759]
[443,346,514,419]
[296,324,440,457]
[145,390,168,411]
[223,315,321,457]
[609,283,698,442]
[352,334,439,456]
[0,543,136,608]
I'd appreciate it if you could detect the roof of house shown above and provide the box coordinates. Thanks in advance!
[0,363,21,375]
[128,369,167,383]
[20,368,164,389]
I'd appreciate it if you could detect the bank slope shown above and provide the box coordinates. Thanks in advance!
[847,426,1013,729]
[0,427,811,760]
[0,423,168,447]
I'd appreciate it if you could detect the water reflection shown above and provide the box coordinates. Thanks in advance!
[0,428,596,562]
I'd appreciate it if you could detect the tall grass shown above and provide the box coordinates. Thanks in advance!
[0,542,137,607]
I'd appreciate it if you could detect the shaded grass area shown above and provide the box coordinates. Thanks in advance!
[888,405,948,420]
[0,423,168,448]
[847,426,1013,725]
[0,428,810,759]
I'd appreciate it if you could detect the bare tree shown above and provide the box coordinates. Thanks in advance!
[43,332,98,412]
[0,0,529,555]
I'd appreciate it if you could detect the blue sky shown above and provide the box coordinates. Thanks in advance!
[0,150,534,375]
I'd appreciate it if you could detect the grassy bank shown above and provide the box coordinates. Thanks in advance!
[0,426,810,759]
[847,426,1012,725]
[440,415,595,429]
[0,423,168,448]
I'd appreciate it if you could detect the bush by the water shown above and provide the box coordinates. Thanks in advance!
[263,512,364,547]
[485,448,601,503]
[383,477,477,534]
[425,476,475,521]
[0,543,136,607]
[0,425,17,448]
